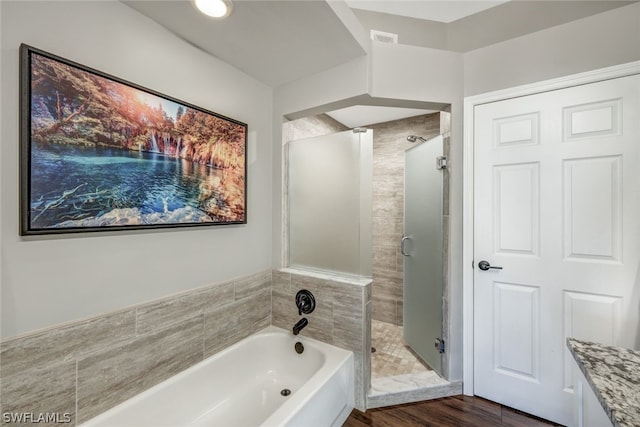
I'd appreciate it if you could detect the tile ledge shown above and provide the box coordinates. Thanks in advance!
[280,267,372,286]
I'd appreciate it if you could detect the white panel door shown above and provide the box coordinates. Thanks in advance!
[473,74,640,425]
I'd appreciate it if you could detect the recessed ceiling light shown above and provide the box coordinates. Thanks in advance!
[193,0,233,19]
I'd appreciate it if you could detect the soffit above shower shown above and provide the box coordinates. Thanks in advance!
[326,106,437,129]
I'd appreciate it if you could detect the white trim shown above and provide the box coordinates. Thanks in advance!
[464,61,640,107]
[462,92,476,395]
[462,60,640,396]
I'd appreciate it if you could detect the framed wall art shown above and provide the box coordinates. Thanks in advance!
[19,44,247,235]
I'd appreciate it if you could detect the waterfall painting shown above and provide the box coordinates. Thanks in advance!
[19,44,247,235]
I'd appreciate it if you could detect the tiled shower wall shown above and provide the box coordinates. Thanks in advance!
[371,113,442,326]
[0,270,272,425]
[282,113,348,141]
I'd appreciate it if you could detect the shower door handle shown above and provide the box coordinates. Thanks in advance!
[401,235,411,256]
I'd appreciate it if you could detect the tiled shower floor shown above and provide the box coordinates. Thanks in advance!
[371,319,431,379]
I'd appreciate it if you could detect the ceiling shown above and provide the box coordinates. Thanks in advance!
[123,0,516,89]
[123,0,500,127]
[123,0,367,88]
[122,0,632,128]
[346,0,509,23]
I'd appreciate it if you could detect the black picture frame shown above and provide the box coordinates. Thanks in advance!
[19,44,248,235]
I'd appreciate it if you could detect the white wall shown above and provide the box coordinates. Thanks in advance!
[464,2,640,96]
[369,42,463,103]
[0,1,273,338]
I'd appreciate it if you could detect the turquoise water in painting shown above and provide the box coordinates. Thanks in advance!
[30,143,221,229]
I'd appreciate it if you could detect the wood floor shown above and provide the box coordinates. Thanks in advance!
[344,395,563,427]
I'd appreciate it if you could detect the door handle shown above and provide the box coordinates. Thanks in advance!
[401,235,410,256]
[478,260,503,271]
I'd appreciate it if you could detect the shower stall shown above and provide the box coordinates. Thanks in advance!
[284,112,454,406]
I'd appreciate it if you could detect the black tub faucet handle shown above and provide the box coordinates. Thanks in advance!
[295,289,315,315]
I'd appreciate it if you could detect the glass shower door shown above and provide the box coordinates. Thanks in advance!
[402,135,444,374]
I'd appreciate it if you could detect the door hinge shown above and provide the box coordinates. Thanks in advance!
[435,338,445,354]
[436,156,447,170]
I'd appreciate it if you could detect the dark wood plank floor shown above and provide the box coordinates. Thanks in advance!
[344,395,563,427]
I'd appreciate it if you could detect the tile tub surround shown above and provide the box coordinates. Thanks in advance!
[567,338,640,427]
[0,270,272,425]
[272,268,372,412]
[370,113,443,326]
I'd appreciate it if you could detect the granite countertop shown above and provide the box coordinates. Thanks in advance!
[567,338,640,427]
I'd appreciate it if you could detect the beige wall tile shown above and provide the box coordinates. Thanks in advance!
[234,270,271,301]
[204,290,271,358]
[333,286,364,351]
[136,281,233,335]
[271,289,297,332]
[77,316,204,423]
[396,300,404,325]
[372,296,396,325]
[372,216,403,246]
[282,114,347,142]
[372,275,402,301]
[197,281,236,316]
[1,362,76,425]
[272,270,291,294]
[373,246,397,272]
[395,247,404,273]
[1,310,135,378]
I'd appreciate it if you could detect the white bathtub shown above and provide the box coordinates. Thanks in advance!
[81,326,354,427]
